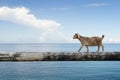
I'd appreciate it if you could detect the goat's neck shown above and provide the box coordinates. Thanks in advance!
[78,35,83,42]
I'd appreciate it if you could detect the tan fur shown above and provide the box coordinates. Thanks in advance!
[73,33,104,52]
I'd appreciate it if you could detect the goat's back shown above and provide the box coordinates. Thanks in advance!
[80,36,103,46]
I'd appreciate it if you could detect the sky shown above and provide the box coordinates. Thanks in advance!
[0,0,120,43]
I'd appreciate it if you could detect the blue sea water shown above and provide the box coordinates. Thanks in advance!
[0,43,120,80]
[0,61,120,80]
[0,43,120,52]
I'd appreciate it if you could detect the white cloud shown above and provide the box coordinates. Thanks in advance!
[104,38,120,43]
[0,6,60,30]
[39,30,73,43]
[0,6,71,43]
[84,3,108,7]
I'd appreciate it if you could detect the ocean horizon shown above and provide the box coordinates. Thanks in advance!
[0,43,120,52]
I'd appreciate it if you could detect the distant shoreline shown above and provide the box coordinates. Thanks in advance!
[0,52,120,61]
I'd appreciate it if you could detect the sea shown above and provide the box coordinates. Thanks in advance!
[0,61,120,80]
[0,43,120,52]
[0,43,120,80]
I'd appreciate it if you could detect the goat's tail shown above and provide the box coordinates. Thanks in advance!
[101,35,105,40]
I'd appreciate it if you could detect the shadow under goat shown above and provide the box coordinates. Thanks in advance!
[73,33,104,52]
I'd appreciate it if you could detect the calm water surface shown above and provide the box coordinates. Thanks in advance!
[0,61,120,80]
[0,43,120,80]
[0,43,120,52]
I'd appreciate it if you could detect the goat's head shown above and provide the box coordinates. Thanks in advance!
[73,33,80,39]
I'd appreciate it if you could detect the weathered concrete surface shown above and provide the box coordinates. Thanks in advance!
[0,52,120,61]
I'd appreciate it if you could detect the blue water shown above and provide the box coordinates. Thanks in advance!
[0,44,120,80]
[0,43,120,52]
[0,61,120,80]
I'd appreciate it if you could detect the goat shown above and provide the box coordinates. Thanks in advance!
[73,33,104,52]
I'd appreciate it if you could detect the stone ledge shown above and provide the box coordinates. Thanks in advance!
[0,52,120,61]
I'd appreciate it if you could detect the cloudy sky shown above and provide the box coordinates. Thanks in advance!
[0,0,120,43]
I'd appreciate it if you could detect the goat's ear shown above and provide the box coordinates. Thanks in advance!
[77,33,80,38]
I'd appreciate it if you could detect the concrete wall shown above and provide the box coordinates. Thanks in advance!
[0,52,120,61]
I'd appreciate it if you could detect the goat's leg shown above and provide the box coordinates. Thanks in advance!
[78,45,83,52]
[97,46,100,52]
[85,45,89,53]
[101,45,104,51]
